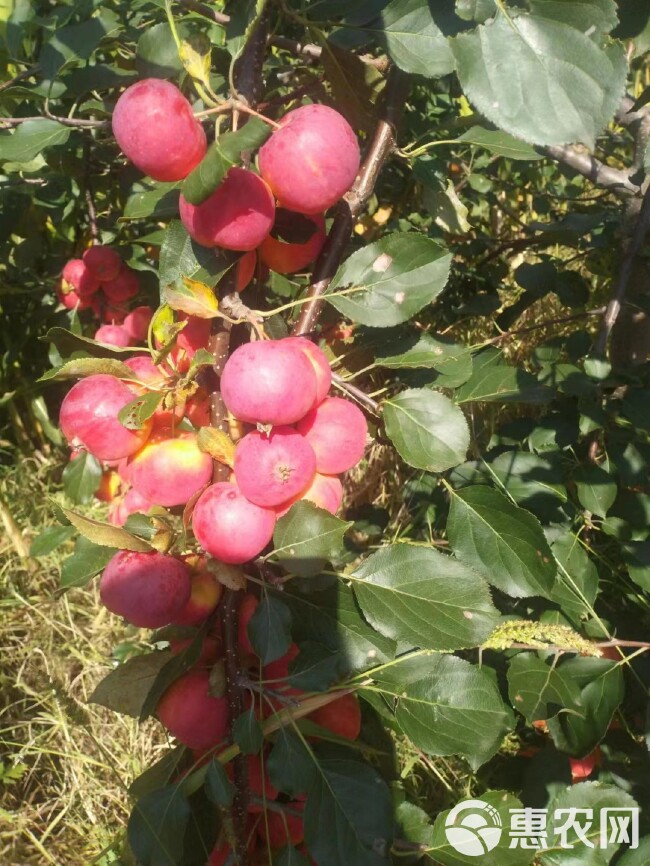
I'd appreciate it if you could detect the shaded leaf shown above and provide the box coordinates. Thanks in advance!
[248,595,292,665]
[60,537,117,589]
[0,119,70,162]
[458,124,543,160]
[127,785,191,866]
[62,451,102,505]
[508,652,583,724]
[60,506,153,553]
[273,502,352,577]
[90,651,173,718]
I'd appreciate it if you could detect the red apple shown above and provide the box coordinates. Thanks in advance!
[297,397,367,474]
[192,483,276,564]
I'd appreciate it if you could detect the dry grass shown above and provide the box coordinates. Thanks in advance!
[0,456,167,866]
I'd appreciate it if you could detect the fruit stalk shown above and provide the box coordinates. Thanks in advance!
[292,66,410,336]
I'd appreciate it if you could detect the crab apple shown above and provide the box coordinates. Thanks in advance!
[236,249,257,292]
[112,79,207,181]
[234,426,317,507]
[100,550,191,628]
[157,669,229,749]
[177,314,212,358]
[62,258,100,298]
[56,281,92,311]
[192,483,276,564]
[276,472,343,517]
[129,430,213,508]
[82,245,122,281]
[179,167,275,251]
[169,634,222,666]
[185,392,211,428]
[260,210,326,274]
[102,265,139,303]
[94,323,130,347]
[258,105,360,214]
[297,397,367,474]
[123,305,154,342]
[124,354,169,385]
[221,340,317,426]
[95,470,121,503]
[59,374,152,461]
[308,692,362,741]
[259,804,304,848]
[263,642,299,682]
[238,593,259,657]
[108,487,154,526]
[284,336,331,405]
[171,571,223,627]
[570,747,602,782]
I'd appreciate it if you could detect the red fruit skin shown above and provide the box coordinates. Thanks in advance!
[129,431,214,508]
[62,259,100,298]
[123,305,154,342]
[284,336,331,405]
[157,669,229,749]
[234,426,317,507]
[570,747,602,782]
[236,249,257,292]
[59,374,152,461]
[171,572,223,627]
[108,487,153,526]
[275,472,343,517]
[185,393,211,428]
[112,79,207,182]
[297,397,367,474]
[124,354,169,385]
[263,642,299,682]
[95,470,121,503]
[258,105,360,214]
[259,805,304,848]
[83,245,122,281]
[179,167,275,251]
[94,324,130,347]
[260,211,326,274]
[99,550,191,628]
[102,265,139,303]
[192,483,277,564]
[169,635,222,666]
[308,693,362,741]
[221,341,317,426]
[56,281,92,311]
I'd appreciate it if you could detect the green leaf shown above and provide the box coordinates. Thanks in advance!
[547,658,624,757]
[542,782,638,865]
[352,544,499,650]
[423,178,471,234]
[62,451,102,505]
[320,39,385,133]
[488,451,568,512]
[181,118,272,206]
[458,125,544,160]
[60,537,117,589]
[373,653,514,769]
[508,652,583,724]
[304,751,394,866]
[205,759,235,807]
[622,541,650,592]
[136,22,183,79]
[89,651,173,718]
[60,506,153,553]
[617,837,650,866]
[40,356,136,382]
[451,11,627,147]
[0,120,71,163]
[267,727,316,798]
[529,0,619,37]
[428,790,533,866]
[42,327,137,360]
[370,0,456,78]
[122,182,181,222]
[455,0,497,23]
[118,392,164,430]
[273,502,352,577]
[447,485,557,598]
[39,11,120,79]
[247,595,292,665]
[159,220,237,292]
[129,749,186,801]
[232,706,263,755]
[288,642,343,691]
[139,632,209,721]
[574,464,617,518]
[383,389,470,472]
[375,332,471,372]
[280,583,396,675]
[549,532,600,624]
[276,847,311,866]
[455,349,553,404]
[127,785,191,866]
[326,234,452,327]
[29,525,76,557]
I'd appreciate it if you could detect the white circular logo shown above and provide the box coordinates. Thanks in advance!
[444,799,503,857]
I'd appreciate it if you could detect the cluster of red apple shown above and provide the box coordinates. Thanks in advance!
[112,78,360,274]
[57,244,144,322]
[99,544,360,863]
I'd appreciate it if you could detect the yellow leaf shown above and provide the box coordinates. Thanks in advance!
[197,426,236,467]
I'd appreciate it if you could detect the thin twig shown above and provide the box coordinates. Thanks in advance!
[331,372,381,415]
[594,183,650,356]
[292,66,410,336]
[481,308,606,347]
[269,35,322,59]
[542,143,640,199]
[0,65,40,93]
[176,0,230,24]
[0,114,108,129]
